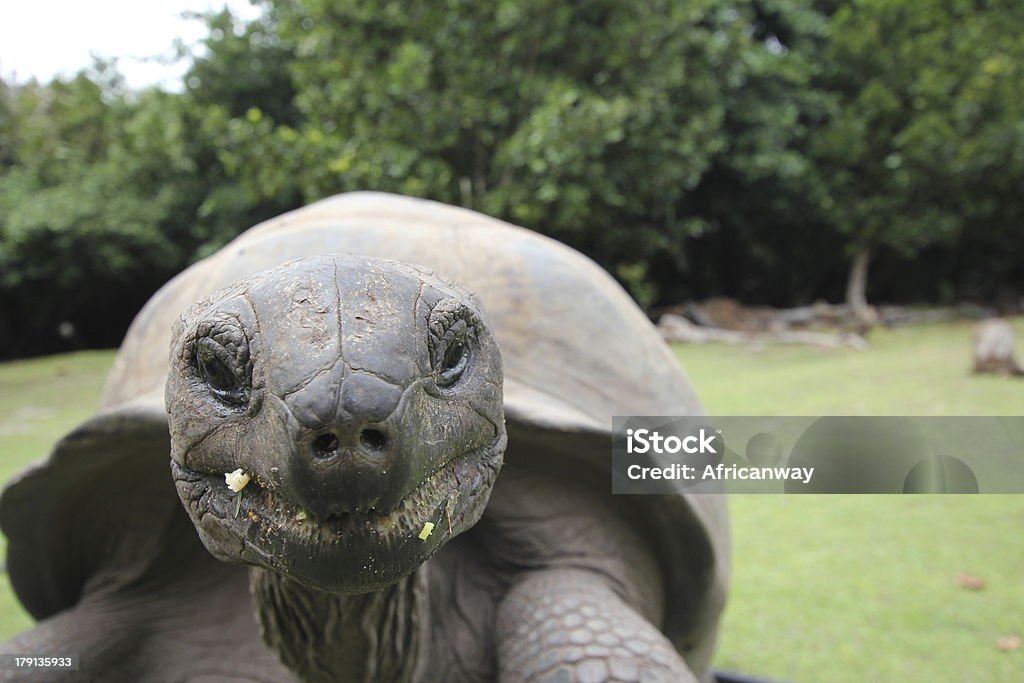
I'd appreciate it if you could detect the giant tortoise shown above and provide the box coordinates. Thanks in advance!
[1,193,728,682]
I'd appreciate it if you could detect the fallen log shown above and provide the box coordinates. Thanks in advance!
[658,314,868,350]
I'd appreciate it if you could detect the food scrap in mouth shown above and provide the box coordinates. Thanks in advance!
[225,469,251,492]
[418,522,435,540]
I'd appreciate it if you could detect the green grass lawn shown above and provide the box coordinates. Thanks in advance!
[0,320,1021,681]
[677,318,1024,683]
[679,317,1024,416]
[0,350,115,640]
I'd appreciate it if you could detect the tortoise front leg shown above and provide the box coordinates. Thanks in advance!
[496,568,698,683]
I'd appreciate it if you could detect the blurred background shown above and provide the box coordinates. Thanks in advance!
[0,1,1021,681]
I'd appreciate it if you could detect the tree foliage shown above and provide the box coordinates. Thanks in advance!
[808,0,1024,303]
[1,0,1022,357]
[209,0,797,305]
[0,67,191,353]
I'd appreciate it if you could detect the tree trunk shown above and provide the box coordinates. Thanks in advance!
[845,245,875,327]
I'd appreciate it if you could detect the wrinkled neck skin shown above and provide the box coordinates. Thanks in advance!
[250,565,430,683]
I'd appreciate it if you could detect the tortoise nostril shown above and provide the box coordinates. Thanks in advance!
[312,433,340,459]
[359,428,387,453]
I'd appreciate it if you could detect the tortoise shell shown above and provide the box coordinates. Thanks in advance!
[1,192,727,673]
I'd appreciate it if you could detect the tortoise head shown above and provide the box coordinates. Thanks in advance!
[166,255,506,593]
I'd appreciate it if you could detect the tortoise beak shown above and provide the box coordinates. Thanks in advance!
[280,372,418,521]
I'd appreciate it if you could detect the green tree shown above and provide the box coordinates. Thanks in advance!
[682,0,840,305]
[0,67,197,354]
[4,0,1023,357]
[184,7,299,125]
[809,0,1024,317]
[219,0,805,305]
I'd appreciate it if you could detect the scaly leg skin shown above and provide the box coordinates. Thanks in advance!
[496,568,699,683]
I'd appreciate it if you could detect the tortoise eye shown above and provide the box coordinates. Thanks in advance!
[428,298,477,388]
[195,337,248,406]
[438,338,469,386]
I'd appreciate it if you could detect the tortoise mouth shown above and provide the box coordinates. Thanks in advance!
[170,431,505,592]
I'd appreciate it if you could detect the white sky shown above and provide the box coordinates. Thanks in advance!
[0,0,263,90]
